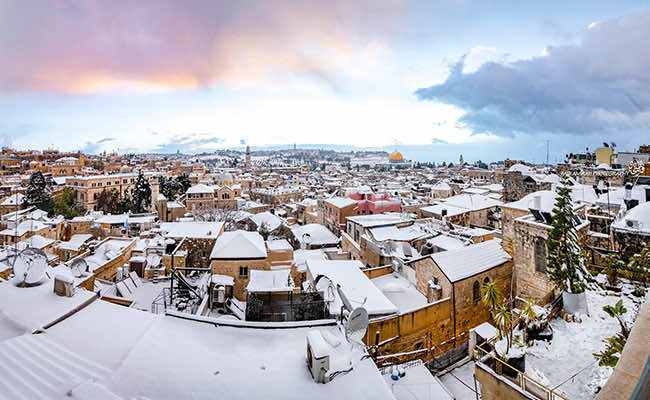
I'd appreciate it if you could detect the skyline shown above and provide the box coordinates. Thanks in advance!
[1,1,649,161]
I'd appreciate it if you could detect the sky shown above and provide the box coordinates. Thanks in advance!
[1,1,650,162]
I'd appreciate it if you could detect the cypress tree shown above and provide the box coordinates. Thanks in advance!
[546,175,590,293]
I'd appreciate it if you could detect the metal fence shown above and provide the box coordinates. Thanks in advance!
[245,291,330,322]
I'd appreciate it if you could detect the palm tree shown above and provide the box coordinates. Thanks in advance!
[603,299,629,337]
[494,304,513,355]
[481,280,501,313]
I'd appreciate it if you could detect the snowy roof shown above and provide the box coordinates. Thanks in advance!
[1,193,24,206]
[186,183,214,194]
[212,274,235,286]
[420,204,467,217]
[95,213,156,225]
[246,269,294,292]
[431,181,451,191]
[249,211,283,232]
[307,260,398,316]
[57,234,93,252]
[507,163,533,174]
[440,193,502,211]
[267,239,293,252]
[17,234,54,250]
[346,213,411,227]
[428,234,467,251]
[382,361,454,400]
[8,298,393,400]
[368,224,425,242]
[505,188,593,213]
[324,197,358,209]
[0,219,48,237]
[210,230,267,259]
[0,280,97,340]
[430,240,511,282]
[611,201,650,234]
[292,224,339,246]
[371,273,428,313]
[160,221,223,239]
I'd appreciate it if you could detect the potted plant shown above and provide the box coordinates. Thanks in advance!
[546,175,594,315]
[481,280,526,377]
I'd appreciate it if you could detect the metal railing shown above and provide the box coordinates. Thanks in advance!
[473,341,569,400]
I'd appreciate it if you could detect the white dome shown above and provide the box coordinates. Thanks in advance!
[596,163,611,170]
[507,163,532,173]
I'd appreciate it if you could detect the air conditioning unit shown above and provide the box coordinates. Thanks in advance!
[54,274,74,297]
[306,330,331,383]
[626,219,641,229]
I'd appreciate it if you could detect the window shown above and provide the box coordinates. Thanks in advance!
[534,238,547,273]
[239,266,248,278]
[473,281,480,302]
[483,277,489,284]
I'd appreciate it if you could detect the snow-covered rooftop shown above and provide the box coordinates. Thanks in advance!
[307,260,398,316]
[430,240,511,282]
[160,221,224,239]
[372,272,428,313]
[210,230,267,259]
[292,224,339,246]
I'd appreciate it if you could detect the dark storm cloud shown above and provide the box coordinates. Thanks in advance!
[415,11,650,138]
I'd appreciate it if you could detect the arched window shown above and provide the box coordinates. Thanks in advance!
[535,238,547,272]
[473,281,480,303]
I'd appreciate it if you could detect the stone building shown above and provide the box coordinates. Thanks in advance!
[66,172,138,211]
[210,230,270,300]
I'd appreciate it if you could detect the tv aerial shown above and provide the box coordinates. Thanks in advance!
[13,247,48,287]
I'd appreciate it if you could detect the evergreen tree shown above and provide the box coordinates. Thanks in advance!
[117,192,134,214]
[25,171,54,215]
[131,171,151,213]
[96,189,119,214]
[53,188,84,219]
[175,174,191,194]
[546,175,590,293]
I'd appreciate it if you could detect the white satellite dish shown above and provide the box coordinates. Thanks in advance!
[315,275,335,303]
[71,258,88,278]
[13,247,48,286]
[146,253,161,267]
[345,307,369,344]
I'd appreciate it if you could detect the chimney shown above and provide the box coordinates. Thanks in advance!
[532,195,542,210]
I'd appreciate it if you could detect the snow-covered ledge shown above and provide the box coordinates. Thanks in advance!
[596,291,650,400]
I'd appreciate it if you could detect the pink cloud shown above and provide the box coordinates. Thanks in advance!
[0,0,403,93]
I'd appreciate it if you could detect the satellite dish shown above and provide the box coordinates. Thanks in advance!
[345,307,369,344]
[314,275,335,302]
[146,253,161,267]
[13,247,48,286]
[71,258,88,278]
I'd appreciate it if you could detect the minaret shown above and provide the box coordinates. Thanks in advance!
[245,145,251,170]
[459,154,464,167]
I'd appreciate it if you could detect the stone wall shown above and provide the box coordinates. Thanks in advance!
[364,298,456,366]
[210,258,270,300]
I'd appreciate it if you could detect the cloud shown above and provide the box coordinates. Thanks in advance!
[415,11,650,138]
[78,137,118,154]
[154,133,226,153]
[0,0,402,94]
[431,138,448,144]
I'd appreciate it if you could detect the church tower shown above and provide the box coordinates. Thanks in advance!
[245,145,251,170]
[459,154,464,167]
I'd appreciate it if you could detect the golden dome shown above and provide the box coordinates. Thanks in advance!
[389,151,403,161]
